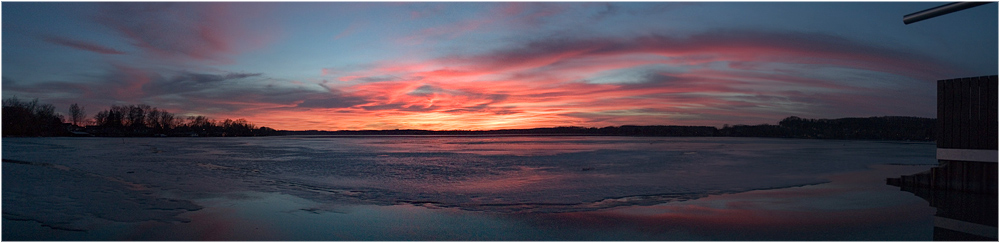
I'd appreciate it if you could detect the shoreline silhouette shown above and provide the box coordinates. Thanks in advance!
[3,97,934,141]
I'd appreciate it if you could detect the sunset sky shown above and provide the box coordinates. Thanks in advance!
[3,2,997,131]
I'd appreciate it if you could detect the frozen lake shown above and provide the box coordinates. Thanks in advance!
[3,136,937,240]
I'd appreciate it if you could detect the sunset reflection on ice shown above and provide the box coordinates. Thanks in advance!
[3,136,939,240]
[514,165,937,240]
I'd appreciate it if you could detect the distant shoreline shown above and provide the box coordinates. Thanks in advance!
[3,115,936,141]
[270,134,940,143]
[274,116,936,141]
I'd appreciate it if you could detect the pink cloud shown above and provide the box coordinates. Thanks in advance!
[333,22,365,40]
[19,27,953,131]
[387,30,960,86]
[298,30,955,130]
[95,3,277,63]
[114,65,152,101]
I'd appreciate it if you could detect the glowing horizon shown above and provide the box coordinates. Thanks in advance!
[3,2,996,131]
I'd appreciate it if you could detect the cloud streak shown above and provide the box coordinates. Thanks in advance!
[94,2,274,63]
[301,29,960,129]
[42,35,125,55]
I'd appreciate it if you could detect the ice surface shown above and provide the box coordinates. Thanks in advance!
[2,136,936,232]
[2,159,200,232]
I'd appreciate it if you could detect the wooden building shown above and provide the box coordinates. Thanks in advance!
[887,75,998,240]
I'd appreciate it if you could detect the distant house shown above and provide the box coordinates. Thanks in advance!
[66,124,93,136]
[69,131,94,137]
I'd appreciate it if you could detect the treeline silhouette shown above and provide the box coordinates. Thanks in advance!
[4,97,935,140]
[768,116,935,140]
[283,116,936,141]
[2,97,276,137]
[2,97,67,137]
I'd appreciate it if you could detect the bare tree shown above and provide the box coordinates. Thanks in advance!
[69,103,86,126]
[126,104,150,127]
[160,112,176,130]
[147,108,162,130]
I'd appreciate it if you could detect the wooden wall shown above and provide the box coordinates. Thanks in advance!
[937,75,998,150]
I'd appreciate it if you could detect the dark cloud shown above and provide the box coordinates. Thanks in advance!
[355,75,402,83]
[407,84,443,96]
[296,92,370,109]
[487,93,509,103]
[404,84,507,102]
[443,103,521,115]
[349,83,512,114]
[614,72,747,94]
[592,3,619,20]
[3,77,89,96]
[360,102,439,112]
[120,71,265,98]
[624,2,692,16]
[4,64,332,117]
[41,35,125,55]
[175,72,263,84]
[443,103,489,113]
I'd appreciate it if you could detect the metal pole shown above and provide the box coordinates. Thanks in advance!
[903,2,990,25]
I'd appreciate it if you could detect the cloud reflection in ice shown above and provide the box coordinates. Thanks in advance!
[2,136,938,240]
